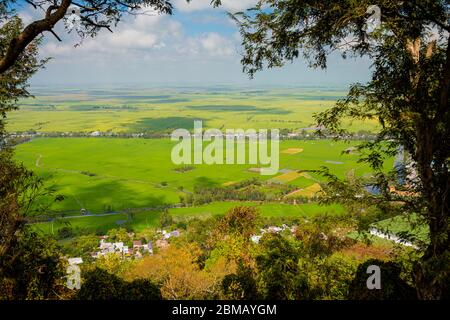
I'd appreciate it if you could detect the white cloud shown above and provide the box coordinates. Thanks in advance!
[173,0,258,12]
[38,8,238,74]
[41,13,182,57]
[199,32,234,55]
[175,32,235,57]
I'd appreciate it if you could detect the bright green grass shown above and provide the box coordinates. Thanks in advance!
[372,214,429,244]
[167,201,344,219]
[347,214,429,245]
[15,138,392,213]
[33,213,131,235]
[31,201,345,235]
[7,87,379,133]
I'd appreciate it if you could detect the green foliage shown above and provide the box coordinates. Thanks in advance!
[57,226,74,239]
[159,209,173,228]
[300,253,359,300]
[218,206,260,239]
[124,278,162,300]
[347,259,417,300]
[294,215,356,258]
[106,228,131,244]
[92,253,131,276]
[221,263,259,300]
[230,0,450,299]
[77,268,161,300]
[68,235,99,258]
[0,16,45,118]
[0,228,67,300]
[0,14,67,300]
[255,233,309,300]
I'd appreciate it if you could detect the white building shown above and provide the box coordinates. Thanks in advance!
[68,257,83,265]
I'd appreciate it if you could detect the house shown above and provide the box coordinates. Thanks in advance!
[142,242,154,254]
[170,230,180,237]
[122,246,129,254]
[250,235,262,244]
[90,131,101,137]
[164,230,181,239]
[156,239,169,249]
[68,257,83,265]
[99,240,113,250]
[113,242,124,251]
[133,240,143,249]
[147,242,154,254]
[267,226,283,233]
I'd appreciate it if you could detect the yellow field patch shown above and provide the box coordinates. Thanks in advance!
[281,148,304,154]
[270,171,303,183]
[285,183,323,198]
[222,181,237,187]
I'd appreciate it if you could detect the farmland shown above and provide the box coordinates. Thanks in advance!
[7,86,379,133]
[10,86,405,243]
[14,138,392,214]
[31,201,346,235]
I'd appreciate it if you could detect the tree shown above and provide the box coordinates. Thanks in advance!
[0,16,45,121]
[230,0,449,300]
[107,228,131,243]
[0,228,68,300]
[0,14,66,300]
[77,267,162,300]
[255,233,309,300]
[347,259,417,300]
[159,209,173,228]
[217,206,260,239]
[70,234,99,258]
[221,262,259,300]
[0,0,174,74]
[125,244,223,299]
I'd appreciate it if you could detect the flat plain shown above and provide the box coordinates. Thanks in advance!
[11,86,405,239]
[8,86,379,133]
[15,138,390,213]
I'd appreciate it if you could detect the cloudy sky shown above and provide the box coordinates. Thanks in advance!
[17,0,372,87]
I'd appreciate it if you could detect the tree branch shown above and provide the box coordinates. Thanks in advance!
[0,0,72,75]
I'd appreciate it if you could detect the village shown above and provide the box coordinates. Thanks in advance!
[67,223,302,267]
[67,229,182,266]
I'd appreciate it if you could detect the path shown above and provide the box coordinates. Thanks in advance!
[35,154,42,167]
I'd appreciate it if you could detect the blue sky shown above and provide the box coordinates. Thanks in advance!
[16,0,371,87]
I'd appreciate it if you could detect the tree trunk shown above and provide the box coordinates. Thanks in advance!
[413,119,449,300]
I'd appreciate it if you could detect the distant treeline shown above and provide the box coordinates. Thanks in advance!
[9,130,378,141]
[180,178,297,206]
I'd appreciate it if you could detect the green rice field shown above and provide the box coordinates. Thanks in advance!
[15,138,392,214]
